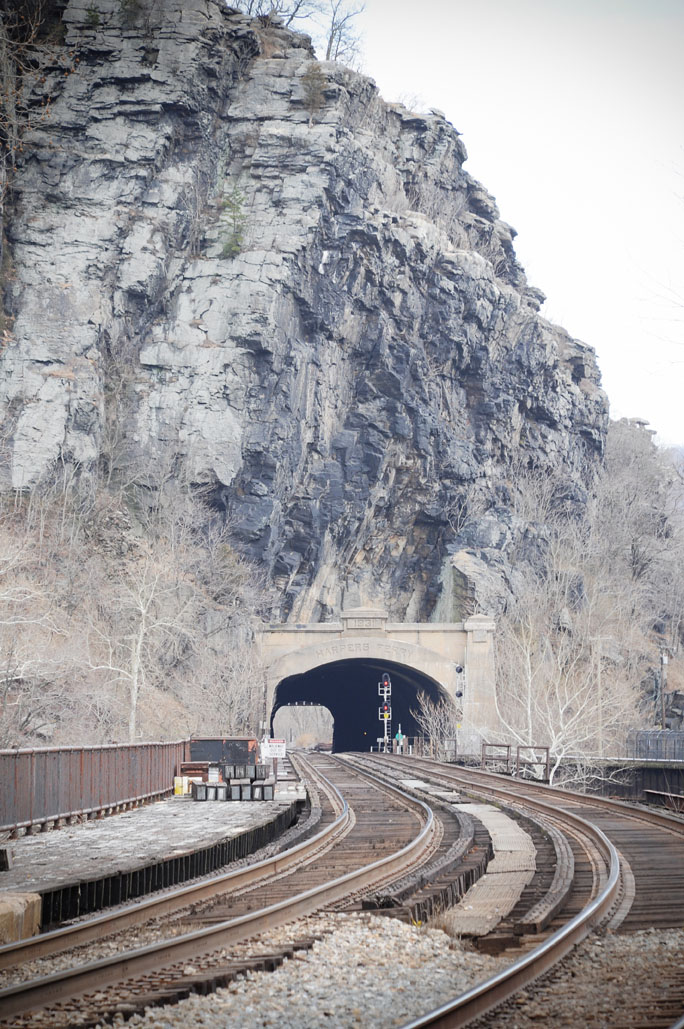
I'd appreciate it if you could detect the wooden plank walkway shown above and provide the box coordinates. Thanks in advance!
[442,802,536,936]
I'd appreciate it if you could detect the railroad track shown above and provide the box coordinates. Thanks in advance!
[0,752,446,1027]
[5,752,683,1028]
[0,752,340,976]
[364,754,684,1028]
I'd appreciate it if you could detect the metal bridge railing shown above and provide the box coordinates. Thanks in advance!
[627,729,684,762]
[0,741,190,835]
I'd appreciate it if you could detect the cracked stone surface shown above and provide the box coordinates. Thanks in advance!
[0,0,608,620]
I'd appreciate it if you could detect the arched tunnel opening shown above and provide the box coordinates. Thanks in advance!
[273,704,334,749]
[270,658,451,753]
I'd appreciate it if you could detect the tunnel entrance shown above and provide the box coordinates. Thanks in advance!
[272,704,333,750]
[270,658,448,752]
[258,607,498,745]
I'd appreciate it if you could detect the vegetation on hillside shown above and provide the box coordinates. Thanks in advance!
[234,0,364,67]
[3,419,680,766]
[492,419,684,781]
[414,421,684,782]
[0,466,268,747]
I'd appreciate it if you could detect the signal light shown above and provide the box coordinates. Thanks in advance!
[378,673,392,698]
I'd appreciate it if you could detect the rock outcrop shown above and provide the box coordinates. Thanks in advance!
[0,0,608,621]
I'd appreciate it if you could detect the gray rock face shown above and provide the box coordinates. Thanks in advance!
[0,0,608,621]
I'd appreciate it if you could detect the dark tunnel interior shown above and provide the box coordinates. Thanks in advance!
[270,658,448,752]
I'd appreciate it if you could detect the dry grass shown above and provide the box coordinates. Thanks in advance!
[427,908,478,948]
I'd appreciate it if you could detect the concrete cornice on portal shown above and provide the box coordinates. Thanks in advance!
[387,623,467,632]
[265,624,342,633]
[464,614,497,632]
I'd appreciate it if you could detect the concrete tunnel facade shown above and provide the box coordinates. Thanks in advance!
[256,607,498,753]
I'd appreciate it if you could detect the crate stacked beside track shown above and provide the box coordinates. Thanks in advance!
[191,764,275,802]
[181,737,276,803]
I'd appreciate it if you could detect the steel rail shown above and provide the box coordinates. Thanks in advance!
[0,752,345,972]
[360,759,622,1029]
[0,759,435,1020]
[402,756,684,834]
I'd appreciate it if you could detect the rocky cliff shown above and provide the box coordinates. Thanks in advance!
[0,0,608,621]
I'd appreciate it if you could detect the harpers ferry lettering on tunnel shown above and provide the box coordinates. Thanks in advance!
[317,641,413,663]
[320,641,371,660]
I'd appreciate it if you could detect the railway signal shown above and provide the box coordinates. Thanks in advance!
[378,673,392,752]
[455,664,465,700]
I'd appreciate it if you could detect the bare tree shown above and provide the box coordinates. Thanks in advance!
[82,481,267,742]
[493,420,684,783]
[321,0,364,65]
[445,478,489,537]
[411,690,461,760]
[0,477,97,745]
[301,60,326,126]
[229,0,364,67]
[180,627,266,738]
[85,539,192,742]
[0,1,75,207]
[0,466,268,746]
[230,0,323,28]
[97,333,145,490]
[495,572,643,784]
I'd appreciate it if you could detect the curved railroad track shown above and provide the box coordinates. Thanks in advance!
[363,753,684,1028]
[5,752,683,1028]
[0,752,441,1027]
[0,752,343,975]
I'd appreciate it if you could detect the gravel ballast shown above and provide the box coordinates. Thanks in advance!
[107,912,509,1029]
[5,914,684,1027]
[473,926,684,1028]
[98,917,684,1029]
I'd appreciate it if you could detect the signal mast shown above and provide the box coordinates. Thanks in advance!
[378,672,392,753]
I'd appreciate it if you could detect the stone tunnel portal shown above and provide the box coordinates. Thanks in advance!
[270,657,449,753]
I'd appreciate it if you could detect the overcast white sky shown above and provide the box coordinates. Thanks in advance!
[319,0,684,445]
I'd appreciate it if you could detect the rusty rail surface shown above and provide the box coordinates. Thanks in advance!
[0,754,345,971]
[392,761,620,1028]
[0,754,434,1021]
[0,741,190,835]
[368,754,684,1029]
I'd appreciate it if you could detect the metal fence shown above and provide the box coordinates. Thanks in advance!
[0,741,190,835]
[627,729,684,762]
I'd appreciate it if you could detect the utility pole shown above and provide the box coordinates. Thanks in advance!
[661,650,669,730]
[597,644,603,758]
[590,636,612,759]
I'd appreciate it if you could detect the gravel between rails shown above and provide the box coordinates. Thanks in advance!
[97,919,684,1029]
[0,917,197,988]
[92,912,509,1029]
[7,916,683,1028]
